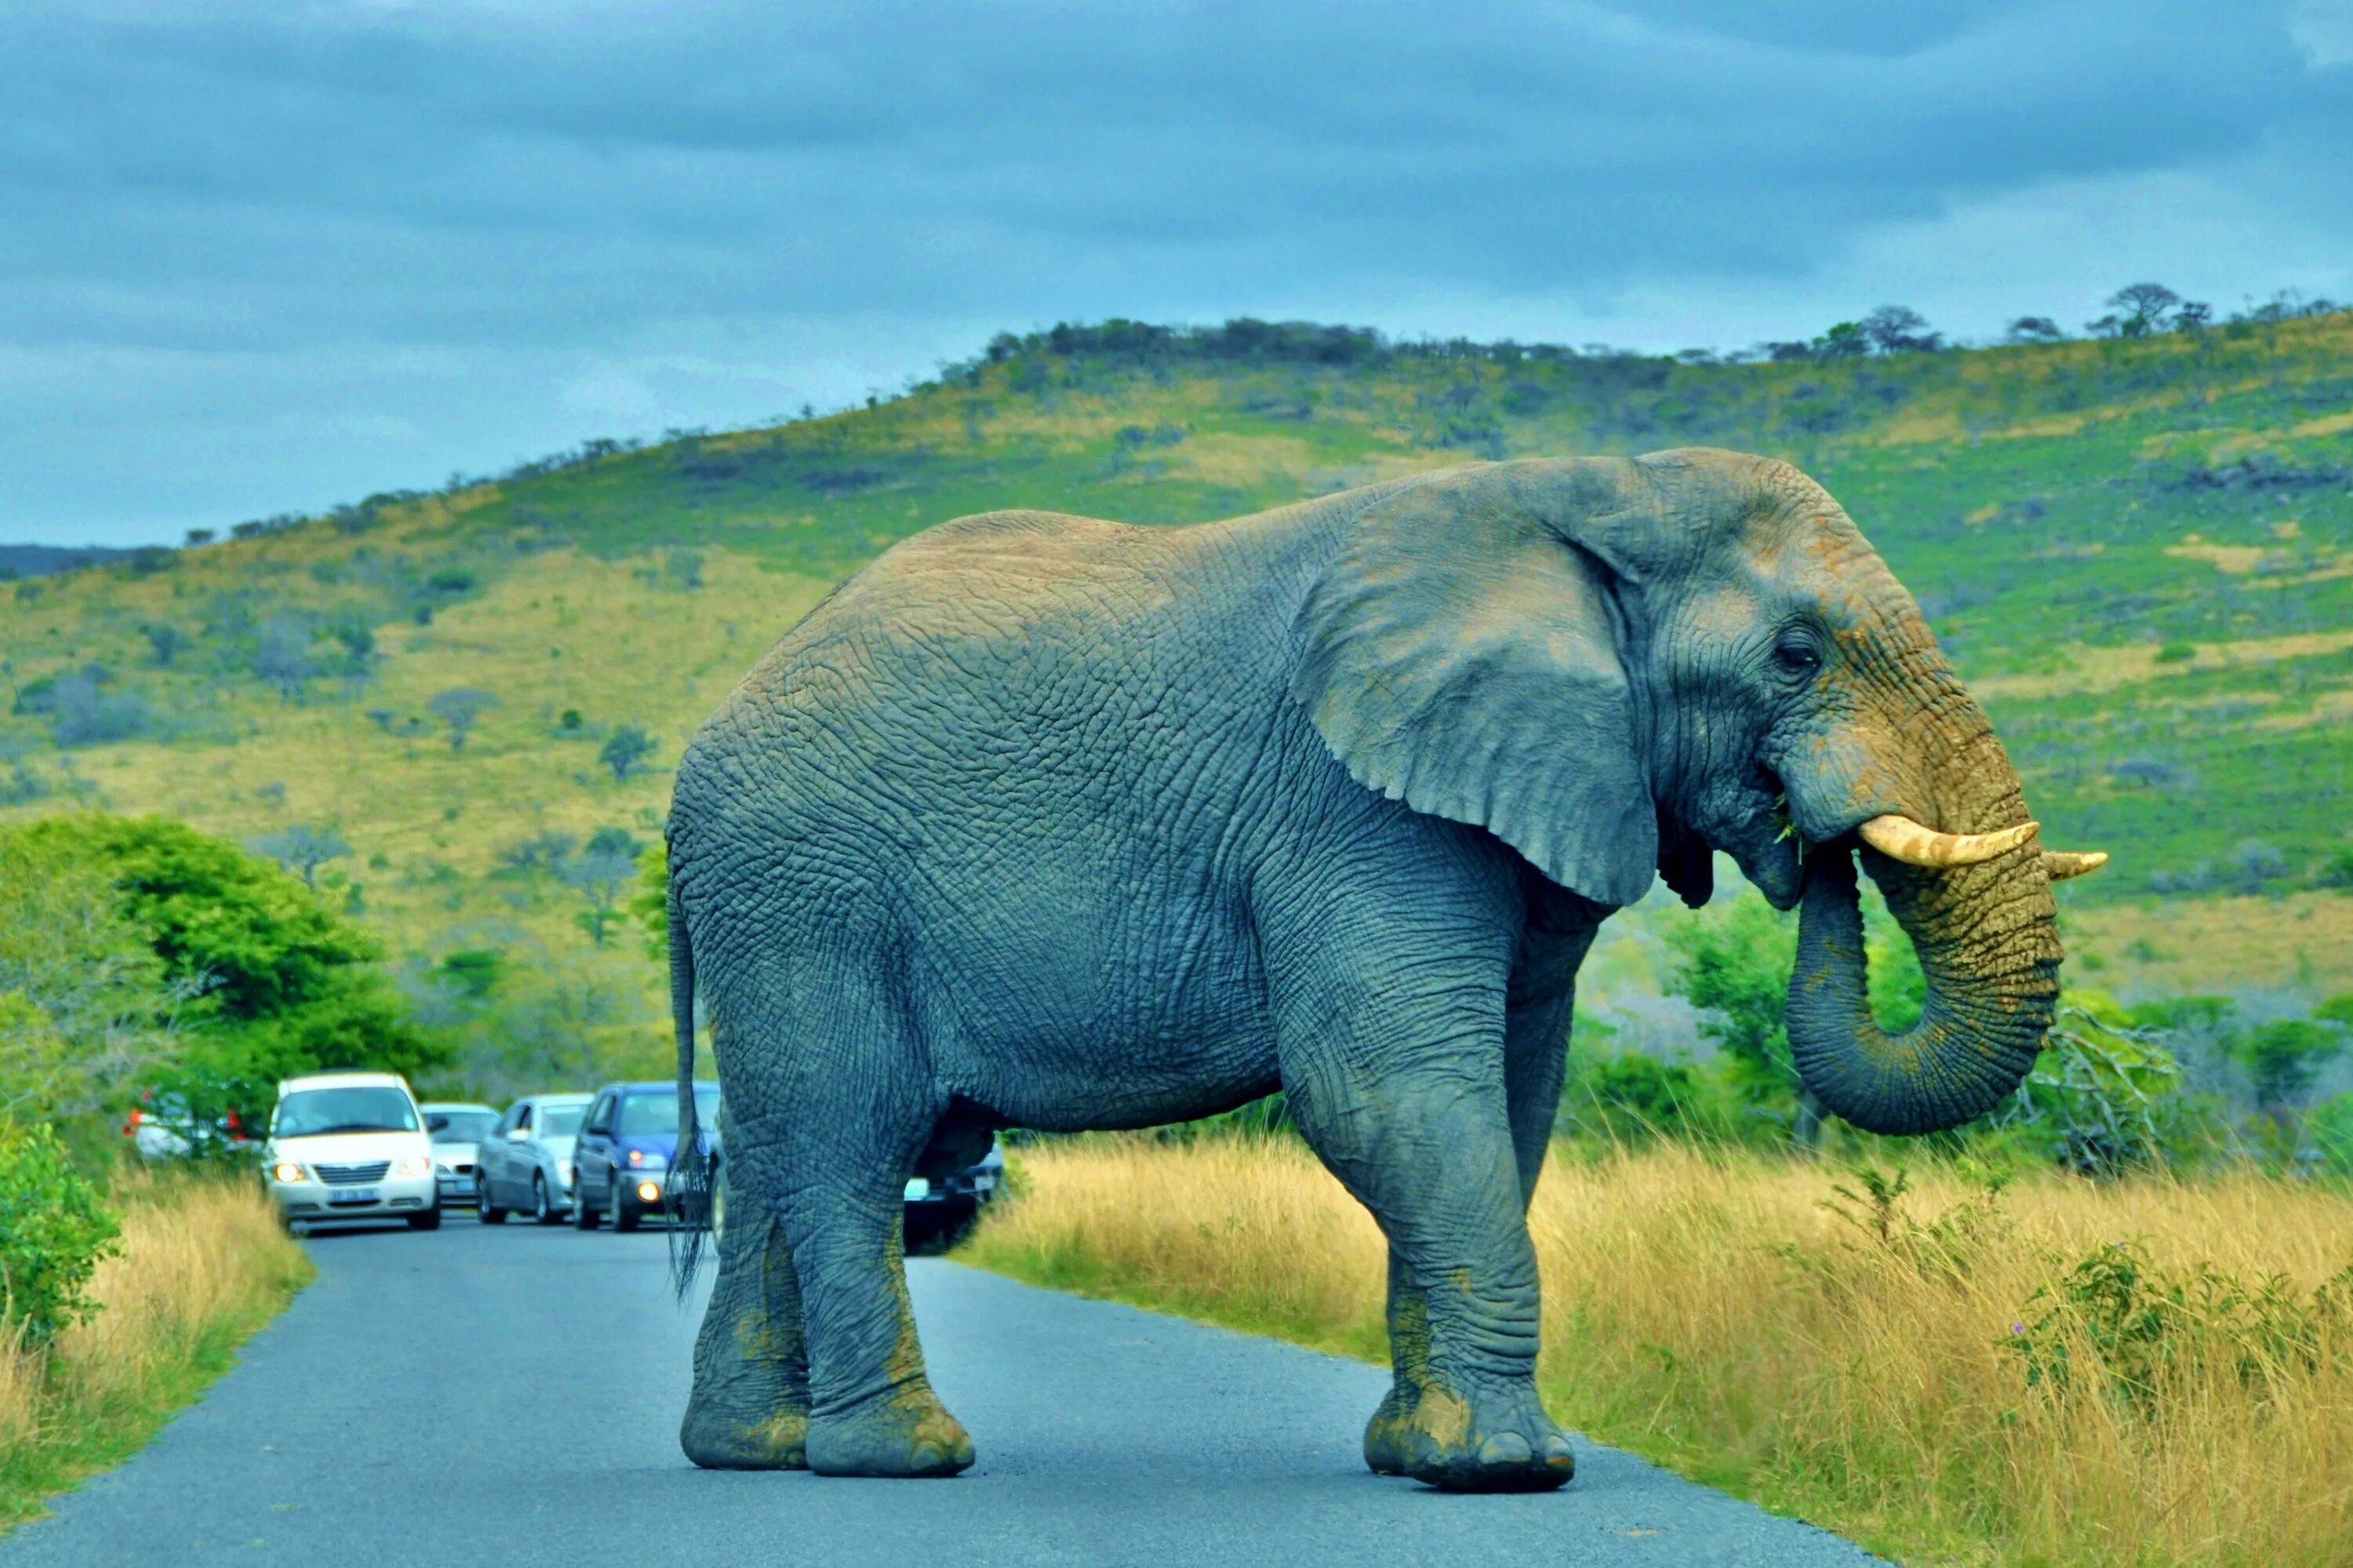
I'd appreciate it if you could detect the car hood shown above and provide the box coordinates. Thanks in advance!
[271,1130,431,1165]
[540,1134,576,1160]
[433,1141,481,1164]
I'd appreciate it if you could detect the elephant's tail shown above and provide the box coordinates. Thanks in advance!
[666,853,713,1301]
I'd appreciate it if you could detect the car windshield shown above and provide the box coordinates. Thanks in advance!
[616,1088,719,1137]
[275,1086,418,1137]
[428,1110,497,1144]
[538,1104,584,1137]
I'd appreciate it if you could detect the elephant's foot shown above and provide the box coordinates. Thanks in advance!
[1362,1381,1420,1475]
[805,1381,974,1479]
[1395,1380,1574,1493]
[680,1399,809,1470]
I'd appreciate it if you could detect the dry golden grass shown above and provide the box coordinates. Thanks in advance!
[963,1139,2353,1568]
[0,1169,312,1529]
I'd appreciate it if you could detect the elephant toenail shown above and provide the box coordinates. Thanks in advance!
[1478,1433,1533,1467]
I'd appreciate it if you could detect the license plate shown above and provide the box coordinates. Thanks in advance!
[327,1187,381,1206]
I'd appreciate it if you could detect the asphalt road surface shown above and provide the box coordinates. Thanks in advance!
[3,1219,1890,1568]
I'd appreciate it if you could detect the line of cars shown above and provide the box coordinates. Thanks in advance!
[259,1070,1005,1246]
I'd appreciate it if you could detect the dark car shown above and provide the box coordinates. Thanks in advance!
[903,1137,1006,1253]
[572,1079,719,1232]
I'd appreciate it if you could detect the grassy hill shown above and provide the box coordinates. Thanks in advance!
[5,311,2351,1045]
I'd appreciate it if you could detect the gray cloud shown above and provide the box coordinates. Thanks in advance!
[3,0,2348,542]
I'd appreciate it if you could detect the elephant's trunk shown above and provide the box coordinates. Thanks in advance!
[1783,744,2063,1138]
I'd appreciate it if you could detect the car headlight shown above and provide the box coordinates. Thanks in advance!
[392,1155,433,1179]
[270,1160,307,1184]
[557,1159,573,1185]
[635,1179,664,1204]
[627,1148,668,1170]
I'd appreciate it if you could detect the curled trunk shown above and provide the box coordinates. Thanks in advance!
[1784,841,2060,1137]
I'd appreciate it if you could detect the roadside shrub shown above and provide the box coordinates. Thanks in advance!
[1995,1002,2197,1176]
[0,1122,120,1347]
[2009,1238,2353,1412]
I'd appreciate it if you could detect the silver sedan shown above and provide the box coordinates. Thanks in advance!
[475,1093,591,1224]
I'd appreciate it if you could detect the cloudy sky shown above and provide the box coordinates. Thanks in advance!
[7,1,2351,547]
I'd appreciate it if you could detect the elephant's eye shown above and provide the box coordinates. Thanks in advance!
[1773,633,1823,676]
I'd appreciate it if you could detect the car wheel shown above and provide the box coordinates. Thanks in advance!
[533,1173,559,1225]
[478,1180,507,1224]
[573,1177,599,1229]
[407,1202,442,1231]
[611,1175,641,1233]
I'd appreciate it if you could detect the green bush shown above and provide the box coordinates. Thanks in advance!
[0,1122,120,1347]
[1558,1047,1755,1148]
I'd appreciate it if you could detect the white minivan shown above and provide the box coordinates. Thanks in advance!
[264,1071,442,1230]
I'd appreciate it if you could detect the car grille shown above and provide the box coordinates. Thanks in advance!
[315,1161,391,1184]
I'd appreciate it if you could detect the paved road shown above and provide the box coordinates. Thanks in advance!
[4,1220,1888,1568]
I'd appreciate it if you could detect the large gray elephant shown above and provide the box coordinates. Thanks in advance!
[660,449,2104,1491]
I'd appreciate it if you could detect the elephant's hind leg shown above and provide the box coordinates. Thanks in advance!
[791,1183,973,1478]
[680,1158,812,1470]
[772,1019,973,1478]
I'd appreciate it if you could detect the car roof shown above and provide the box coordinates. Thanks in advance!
[595,1080,720,1093]
[278,1071,412,1096]
[524,1092,593,1106]
[420,1101,499,1114]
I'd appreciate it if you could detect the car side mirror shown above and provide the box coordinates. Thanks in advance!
[506,1126,529,1142]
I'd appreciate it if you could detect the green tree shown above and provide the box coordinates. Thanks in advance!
[2235,1020,2344,1118]
[0,824,183,1125]
[633,839,671,962]
[562,830,644,948]
[8,815,441,1127]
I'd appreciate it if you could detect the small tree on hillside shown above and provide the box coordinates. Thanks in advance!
[561,828,645,948]
[598,724,656,781]
[251,617,316,701]
[428,687,498,752]
[141,622,187,668]
[251,823,351,889]
[2006,316,2064,344]
[2108,282,2181,337]
[1859,305,1941,355]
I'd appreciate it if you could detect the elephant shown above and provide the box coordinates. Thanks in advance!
[659,448,2105,1491]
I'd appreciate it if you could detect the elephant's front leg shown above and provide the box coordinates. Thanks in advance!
[1362,977,1581,1479]
[679,1156,813,1469]
[1271,932,1573,1490]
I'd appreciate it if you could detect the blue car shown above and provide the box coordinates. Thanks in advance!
[571,1079,720,1232]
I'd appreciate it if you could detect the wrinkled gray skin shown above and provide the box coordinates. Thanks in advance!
[663,449,2062,1490]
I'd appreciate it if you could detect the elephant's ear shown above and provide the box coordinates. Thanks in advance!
[1289,461,1658,908]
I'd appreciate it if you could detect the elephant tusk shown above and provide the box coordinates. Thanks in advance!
[1857,814,2039,868]
[2042,849,2110,881]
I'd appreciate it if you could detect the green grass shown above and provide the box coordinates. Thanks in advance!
[4,313,2351,1004]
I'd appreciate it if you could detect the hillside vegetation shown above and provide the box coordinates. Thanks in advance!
[4,310,2351,1035]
